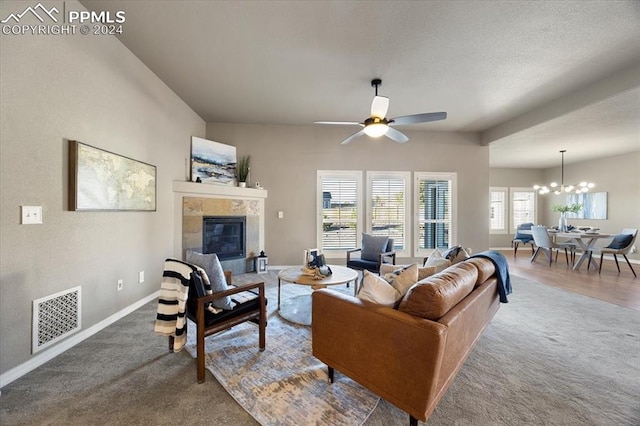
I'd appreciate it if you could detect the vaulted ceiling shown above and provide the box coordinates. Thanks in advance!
[81,0,640,168]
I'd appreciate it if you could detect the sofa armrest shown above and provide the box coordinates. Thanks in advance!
[312,289,446,420]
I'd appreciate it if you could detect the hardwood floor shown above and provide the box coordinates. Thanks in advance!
[501,249,640,311]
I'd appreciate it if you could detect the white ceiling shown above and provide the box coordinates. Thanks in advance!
[81,0,640,168]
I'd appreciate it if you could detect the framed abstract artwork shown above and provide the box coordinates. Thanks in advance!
[191,136,237,185]
[69,140,156,211]
[566,192,607,220]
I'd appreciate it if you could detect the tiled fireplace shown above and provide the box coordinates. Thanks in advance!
[173,181,267,275]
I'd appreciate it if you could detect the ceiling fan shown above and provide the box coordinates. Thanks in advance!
[314,79,447,145]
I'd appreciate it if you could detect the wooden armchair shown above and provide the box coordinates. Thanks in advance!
[158,259,266,383]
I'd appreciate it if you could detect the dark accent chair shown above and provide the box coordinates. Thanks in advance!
[169,269,267,383]
[346,234,396,274]
[512,222,535,257]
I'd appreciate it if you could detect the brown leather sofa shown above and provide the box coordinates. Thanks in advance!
[312,257,500,425]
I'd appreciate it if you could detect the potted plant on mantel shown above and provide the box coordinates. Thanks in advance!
[552,203,582,231]
[236,155,250,187]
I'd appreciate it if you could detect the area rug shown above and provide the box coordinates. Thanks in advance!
[184,287,379,426]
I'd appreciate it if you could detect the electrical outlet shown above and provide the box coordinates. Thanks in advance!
[117,279,123,291]
[138,271,145,283]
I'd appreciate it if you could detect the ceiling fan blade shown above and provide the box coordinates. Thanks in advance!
[390,112,447,126]
[385,127,409,143]
[314,121,363,126]
[370,96,389,119]
[340,129,366,145]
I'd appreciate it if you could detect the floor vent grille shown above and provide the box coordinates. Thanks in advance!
[32,286,81,353]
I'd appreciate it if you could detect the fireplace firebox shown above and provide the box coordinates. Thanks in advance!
[202,216,246,260]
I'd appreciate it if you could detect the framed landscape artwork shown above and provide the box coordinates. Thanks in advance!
[191,136,237,185]
[69,140,157,211]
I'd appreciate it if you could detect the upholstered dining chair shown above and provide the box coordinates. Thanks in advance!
[512,222,535,257]
[589,228,637,277]
[530,225,575,266]
[346,233,396,274]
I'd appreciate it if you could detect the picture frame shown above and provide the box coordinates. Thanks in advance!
[69,140,156,211]
[566,192,608,220]
[307,248,319,267]
[191,136,236,185]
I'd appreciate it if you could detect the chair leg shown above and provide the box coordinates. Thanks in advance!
[599,253,604,274]
[531,244,535,255]
[328,366,334,383]
[513,242,519,257]
[564,248,569,265]
[623,255,637,277]
[613,254,621,272]
[410,415,418,426]
[531,247,541,263]
[168,335,174,351]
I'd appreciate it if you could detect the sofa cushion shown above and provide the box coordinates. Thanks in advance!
[357,270,401,307]
[361,234,390,261]
[423,250,452,272]
[380,263,437,283]
[466,257,496,287]
[382,263,419,297]
[186,251,233,310]
[398,262,478,320]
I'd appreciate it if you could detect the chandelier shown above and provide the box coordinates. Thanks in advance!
[533,150,595,195]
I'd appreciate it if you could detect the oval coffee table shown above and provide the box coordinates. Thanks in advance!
[277,265,358,326]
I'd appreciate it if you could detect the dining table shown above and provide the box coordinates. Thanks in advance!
[551,231,612,270]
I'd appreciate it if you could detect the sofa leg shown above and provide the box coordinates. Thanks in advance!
[327,366,334,383]
[410,415,418,426]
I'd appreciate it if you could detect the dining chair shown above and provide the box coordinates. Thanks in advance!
[512,222,535,257]
[589,229,637,277]
[530,225,575,266]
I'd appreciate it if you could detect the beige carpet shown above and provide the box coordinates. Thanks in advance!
[184,286,379,426]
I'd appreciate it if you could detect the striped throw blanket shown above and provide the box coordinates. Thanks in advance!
[154,259,215,352]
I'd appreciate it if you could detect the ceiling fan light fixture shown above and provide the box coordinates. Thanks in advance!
[364,123,388,138]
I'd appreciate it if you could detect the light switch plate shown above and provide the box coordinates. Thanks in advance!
[21,206,43,224]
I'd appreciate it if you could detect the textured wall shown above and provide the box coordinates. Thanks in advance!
[206,123,490,266]
[0,1,205,374]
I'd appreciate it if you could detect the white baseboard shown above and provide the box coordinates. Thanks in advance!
[0,290,160,389]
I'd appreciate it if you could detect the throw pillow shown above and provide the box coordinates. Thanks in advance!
[360,234,390,261]
[607,233,633,250]
[186,251,233,310]
[357,270,401,307]
[441,246,470,264]
[423,250,451,272]
[382,263,419,297]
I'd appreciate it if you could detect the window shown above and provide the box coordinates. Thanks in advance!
[366,172,411,256]
[510,188,536,231]
[489,187,508,234]
[414,172,457,256]
[317,171,363,257]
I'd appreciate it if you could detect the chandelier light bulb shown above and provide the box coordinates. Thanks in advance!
[588,183,595,188]
[550,182,558,188]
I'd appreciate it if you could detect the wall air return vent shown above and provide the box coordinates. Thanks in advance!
[32,286,81,353]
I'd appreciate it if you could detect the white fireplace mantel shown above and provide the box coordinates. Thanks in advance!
[172,181,268,200]
[173,181,268,258]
